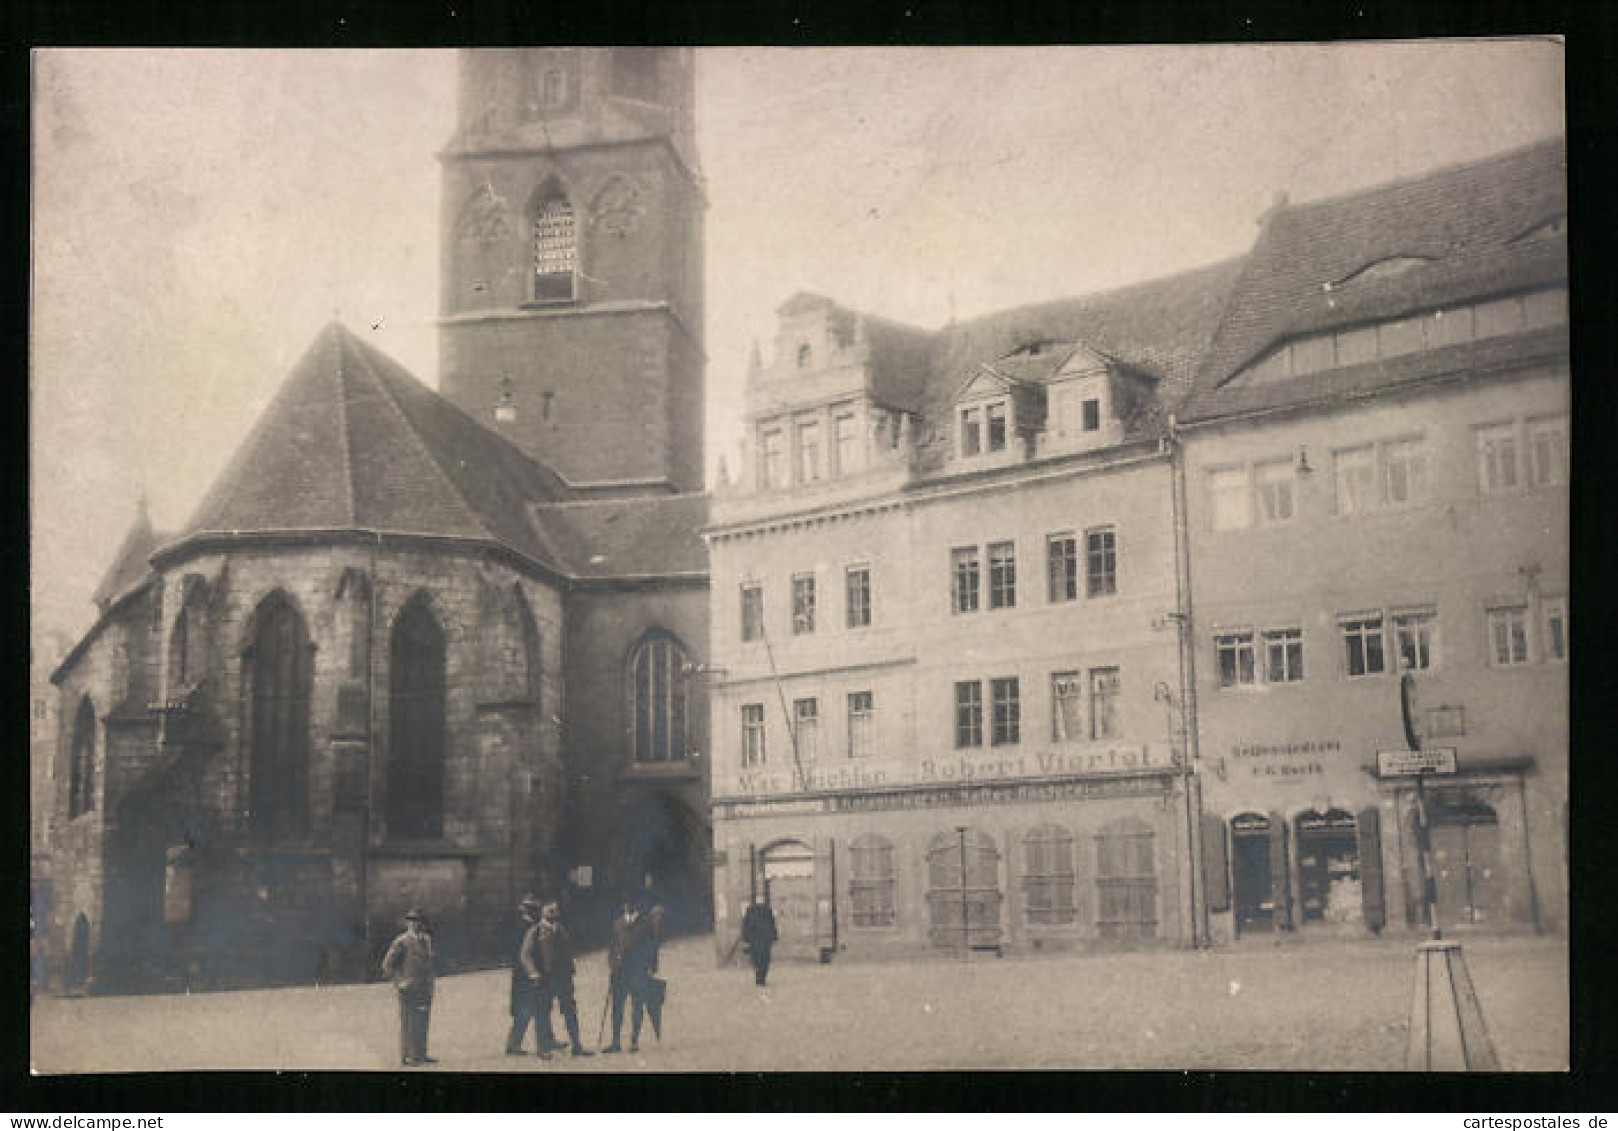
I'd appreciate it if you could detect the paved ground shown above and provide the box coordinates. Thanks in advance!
[30,932,1566,1074]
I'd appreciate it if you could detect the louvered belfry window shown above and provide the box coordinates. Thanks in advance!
[532,197,577,302]
[249,594,312,841]
[388,598,446,840]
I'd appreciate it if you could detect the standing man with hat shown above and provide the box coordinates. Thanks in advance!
[505,895,550,1058]
[536,899,594,1057]
[381,908,436,1067]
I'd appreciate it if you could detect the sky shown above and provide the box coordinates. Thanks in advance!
[30,42,1565,652]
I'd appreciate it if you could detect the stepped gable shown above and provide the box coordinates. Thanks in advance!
[1182,137,1567,422]
[535,492,710,581]
[90,503,167,612]
[177,323,575,573]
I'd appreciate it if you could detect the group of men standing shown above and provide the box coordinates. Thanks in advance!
[380,895,664,1069]
[505,894,665,1060]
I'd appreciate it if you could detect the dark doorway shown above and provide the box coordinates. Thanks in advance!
[926,828,1003,952]
[618,791,709,936]
[1431,798,1503,928]
[1295,809,1360,924]
[1230,812,1273,935]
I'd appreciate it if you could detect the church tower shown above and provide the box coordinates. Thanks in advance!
[439,49,705,494]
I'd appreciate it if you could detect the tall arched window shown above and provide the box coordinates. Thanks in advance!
[169,578,209,688]
[248,593,313,841]
[1022,823,1077,924]
[389,596,446,839]
[530,188,577,302]
[68,697,97,818]
[631,631,688,764]
[849,833,896,927]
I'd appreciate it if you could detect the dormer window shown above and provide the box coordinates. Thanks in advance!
[797,344,812,369]
[960,408,982,456]
[958,396,1011,459]
[986,403,1008,451]
[1082,398,1100,432]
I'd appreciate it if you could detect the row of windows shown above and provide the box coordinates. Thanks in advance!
[1213,598,1567,688]
[739,565,872,641]
[1237,287,1568,386]
[67,591,691,826]
[759,407,864,489]
[740,690,875,766]
[840,821,1157,932]
[955,670,1122,747]
[739,666,1127,766]
[1209,413,1568,531]
[952,528,1116,614]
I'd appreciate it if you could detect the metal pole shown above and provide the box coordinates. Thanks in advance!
[1415,773,1441,940]
[956,826,969,962]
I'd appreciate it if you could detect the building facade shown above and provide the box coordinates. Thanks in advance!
[1177,140,1568,941]
[707,140,1567,961]
[43,49,712,994]
[706,278,1238,960]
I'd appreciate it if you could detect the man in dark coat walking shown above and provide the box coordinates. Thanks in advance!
[741,899,779,986]
[601,899,660,1053]
[504,895,550,1058]
[536,900,593,1057]
[381,908,436,1066]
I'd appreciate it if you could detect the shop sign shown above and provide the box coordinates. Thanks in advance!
[1229,739,1339,779]
[730,742,1168,797]
[829,774,1171,812]
[1375,748,1458,778]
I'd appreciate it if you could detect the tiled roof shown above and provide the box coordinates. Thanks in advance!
[909,258,1247,468]
[91,504,167,611]
[535,493,710,579]
[1182,137,1567,422]
[176,323,579,572]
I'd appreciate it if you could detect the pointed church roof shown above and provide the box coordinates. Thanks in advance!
[176,323,576,573]
[91,498,167,611]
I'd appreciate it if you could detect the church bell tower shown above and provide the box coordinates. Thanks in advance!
[438,49,705,494]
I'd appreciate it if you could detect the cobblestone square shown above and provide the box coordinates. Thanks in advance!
[30,933,1566,1073]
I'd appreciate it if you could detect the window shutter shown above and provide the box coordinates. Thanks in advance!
[1268,811,1293,931]
[1357,806,1386,933]
[813,836,837,961]
[1201,813,1231,913]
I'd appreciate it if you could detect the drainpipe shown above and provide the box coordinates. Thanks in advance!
[1167,416,1209,947]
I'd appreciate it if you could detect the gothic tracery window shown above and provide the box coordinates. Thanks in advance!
[69,697,97,818]
[247,593,312,841]
[389,596,447,840]
[631,630,689,764]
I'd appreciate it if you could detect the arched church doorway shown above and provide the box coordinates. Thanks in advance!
[1295,809,1361,924]
[68,914,91,994]
[616,791,710,936]
[759,840,816,959]
[1430,796,1502,928]
[1230,812,1273,935]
